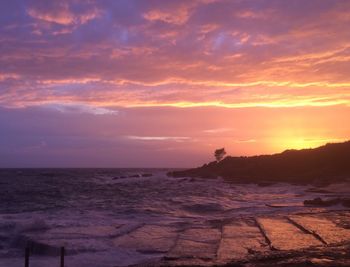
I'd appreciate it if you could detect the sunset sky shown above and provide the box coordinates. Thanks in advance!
[1,0,349,167]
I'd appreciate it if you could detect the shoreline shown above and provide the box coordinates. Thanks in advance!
[169,141,350,186]
[139,209,350,267]
[2,209,348,267]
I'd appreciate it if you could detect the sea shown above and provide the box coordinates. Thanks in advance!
[0,168,347,267]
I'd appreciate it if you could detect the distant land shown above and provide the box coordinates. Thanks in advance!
[168,141,350,185]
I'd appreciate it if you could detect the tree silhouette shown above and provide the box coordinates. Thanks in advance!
[214,148,226,162]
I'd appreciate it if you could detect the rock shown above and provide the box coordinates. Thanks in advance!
[167,239,217,260]
[342,199,350,207]
[182,203,224,214]
[304,197,350,207]
[289,215,350,245]
[114,225,177,253]
[305,188,332,193]
[257,217,323,250]
[310,258,334,265]
[266,203,303,208]
[177,228,221,243]
[167,228,220,260]
[257,182,275,187]
[217,221,269,262]
[304,197,335,206]
[129,174,140,178]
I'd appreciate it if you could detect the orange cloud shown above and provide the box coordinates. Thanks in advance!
[143,9,189,25]
[27,7,75,25]
[0,0,350,111]
[27,4,100,26]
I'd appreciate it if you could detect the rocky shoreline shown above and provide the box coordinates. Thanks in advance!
[139,210,350,266]
[8,210,349,267]
[168,141,350,186]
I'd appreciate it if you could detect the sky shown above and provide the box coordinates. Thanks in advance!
[0,0,350,167]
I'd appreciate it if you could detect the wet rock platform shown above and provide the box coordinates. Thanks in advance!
[14,210,350,266]
[123,210,350,266]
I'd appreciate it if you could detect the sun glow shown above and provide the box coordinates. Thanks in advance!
[272,136,348,152]
[281,138,323,150]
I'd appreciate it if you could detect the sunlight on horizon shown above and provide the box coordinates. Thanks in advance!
[271,137,348,152]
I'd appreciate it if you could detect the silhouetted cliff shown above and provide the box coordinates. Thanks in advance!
[168,141,350,184]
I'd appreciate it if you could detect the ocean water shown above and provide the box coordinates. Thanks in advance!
[0,169,347,266]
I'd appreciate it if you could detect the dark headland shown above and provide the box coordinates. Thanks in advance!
[168,141,350,185]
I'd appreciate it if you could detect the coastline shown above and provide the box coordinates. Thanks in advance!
[133,210,350,267]
[0,169,349,267]
[168,141,350,186]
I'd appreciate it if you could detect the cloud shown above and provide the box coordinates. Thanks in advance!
[203,128,232,134]
[143,8,189,25]
[45,103,118,115]
[126,136,191,142]
[26,1,101,26]
[1,76,350,109]
[27,7,75,25]
[0,0,350,111]
[233,139,257,143]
